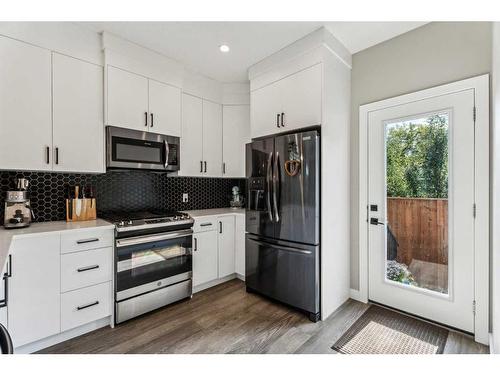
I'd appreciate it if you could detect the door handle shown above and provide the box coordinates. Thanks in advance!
[266,152,273,222]
[144,112,148,127]
[55,147,59,165]
[77,301,99,311]
[273,151,280,222]
[77,265,100,273]
[281,112,284,127]
[150,113,154,128]
[204,161,207,173]
[370,218,386,226]
[277,113,281,128]
[200,161,203,173]
[164,140,169,169]
[194,237,198,251]
[46,146,50,164]
[219,221,222,234]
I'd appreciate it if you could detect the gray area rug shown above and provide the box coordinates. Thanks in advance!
[332,305,449,354]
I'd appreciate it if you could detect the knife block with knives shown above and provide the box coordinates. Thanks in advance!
[66,185,96,222]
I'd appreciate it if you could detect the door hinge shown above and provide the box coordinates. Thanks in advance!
[473,300,476,315]
[473,106,477,122]
[473,203,477,218]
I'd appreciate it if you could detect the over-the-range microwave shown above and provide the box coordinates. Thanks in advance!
[106,126,180,172]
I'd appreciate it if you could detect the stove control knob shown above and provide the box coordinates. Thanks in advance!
[128,220,133,225]
[119,221,125,227]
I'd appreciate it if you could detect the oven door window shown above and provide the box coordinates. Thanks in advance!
[112,136,165,165]
[116,235,192,293]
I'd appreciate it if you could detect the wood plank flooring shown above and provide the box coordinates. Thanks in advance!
[39,279,489,354]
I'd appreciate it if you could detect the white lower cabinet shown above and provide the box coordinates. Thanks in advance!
[192,213,243,289]
[5,226,113,350]
[217,216,235,278]
[234,214,246,277]
[8,234,61,348]
[193,230,218,287]
[61,282,111,332]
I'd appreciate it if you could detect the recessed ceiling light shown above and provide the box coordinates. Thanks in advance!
[219,44,230,53]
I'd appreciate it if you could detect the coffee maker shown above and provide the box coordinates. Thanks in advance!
[4,178,35,229]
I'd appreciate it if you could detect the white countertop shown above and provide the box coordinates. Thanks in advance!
[0,219,114,272]
[186,207,245,218]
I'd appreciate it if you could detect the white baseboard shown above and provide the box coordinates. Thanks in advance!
[235,273,245,281]
[14,316,112,354]
[193,274,237,293]
[349,288,364,302]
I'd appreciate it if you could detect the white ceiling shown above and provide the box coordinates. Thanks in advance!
[82,21,427,83]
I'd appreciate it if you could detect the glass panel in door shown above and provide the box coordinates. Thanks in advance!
[385,113,449,294]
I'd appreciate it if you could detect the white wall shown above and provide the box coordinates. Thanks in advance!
[350,22,492,290]
[491,22,500,354]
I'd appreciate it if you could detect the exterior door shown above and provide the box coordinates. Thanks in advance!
[368,89,475,332]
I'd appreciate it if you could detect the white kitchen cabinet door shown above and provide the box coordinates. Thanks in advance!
[148,79,181,136]
[193,230,218,287]
[223,105,250,178]
[52,53,104,173]
[281,63,322,131]
[180,93,203,176]
[8,234,60,348]
[250,82,281,139]
[0,262,7,328]
[234,214,246,277]
[202,100,223,177]
[217,216,235,278]
[0,36,52,171]
[107,66,149,131]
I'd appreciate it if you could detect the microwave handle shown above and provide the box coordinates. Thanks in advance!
[164,140,170,169]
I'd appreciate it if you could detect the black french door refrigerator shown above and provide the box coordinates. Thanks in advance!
[245,129,320,322]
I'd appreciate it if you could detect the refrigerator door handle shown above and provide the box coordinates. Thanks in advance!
[266,151,274,222]
[273,151,280,222]
[247,237,312,255]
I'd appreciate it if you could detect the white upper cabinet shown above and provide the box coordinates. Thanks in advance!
[202,100,223,177]
[107,66,182,136]
[52,53,104,173]
[148,79,181,136]
[223,105,250,178]
[180,94,224,177]
[281,63,322,132]
[250,63,322,138]
[180,93,204,176]
[107,66,149,131]
[0,36,52,171]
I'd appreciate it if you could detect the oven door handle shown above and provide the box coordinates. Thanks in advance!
[164,140,169,169]
[116,229,193,248]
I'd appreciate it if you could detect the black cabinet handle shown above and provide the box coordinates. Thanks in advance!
[77,265,100,273]
[0,275,8,308]
[55,147,59,165]
[194,237,198,251]
[277,113,280,128]
[200,223,212,227]
[223,162,226,174]
[76,238,99,244]
[150,113,154,128]
[46,146,50,164]
[144,112,148,127]
[200,161,203,173]
[77,301,99,311]
[204,161,207,173]
[281,112,284,127]
[6,255,12,278]
[219,221,222,234]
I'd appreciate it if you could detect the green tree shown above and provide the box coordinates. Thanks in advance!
[386,114,448,198]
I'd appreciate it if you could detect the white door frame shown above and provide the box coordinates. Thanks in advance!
[357,75,489,344]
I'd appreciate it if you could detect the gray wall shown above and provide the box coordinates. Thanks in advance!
[350,22,492,290]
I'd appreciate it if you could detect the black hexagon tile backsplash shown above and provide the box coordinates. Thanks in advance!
[0,170,246,222]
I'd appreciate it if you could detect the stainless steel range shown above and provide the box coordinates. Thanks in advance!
[101,210,194,324]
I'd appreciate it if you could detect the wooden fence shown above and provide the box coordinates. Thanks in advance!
[387,197,448,266]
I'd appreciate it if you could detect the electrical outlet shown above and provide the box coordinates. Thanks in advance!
[182,193,189,203]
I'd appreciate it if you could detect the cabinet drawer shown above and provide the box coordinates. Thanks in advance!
[61,247,112,293]
[61,229,113,254]
[61,282,111,332]
[193,217,217,233]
